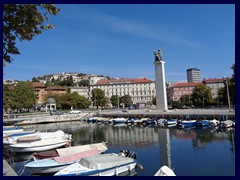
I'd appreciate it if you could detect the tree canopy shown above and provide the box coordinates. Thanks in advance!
[191,84,213,108]
[3,4,60,64]
[3,82,36,112]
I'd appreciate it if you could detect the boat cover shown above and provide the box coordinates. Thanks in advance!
[17,135,41,143]
[10,137,68,148]
[54,149,100,164]
[79,153,134,169]
[56,142,107,156]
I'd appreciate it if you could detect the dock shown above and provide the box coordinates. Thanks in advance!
[3,160,17,176]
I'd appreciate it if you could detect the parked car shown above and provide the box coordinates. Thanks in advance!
[70,109,81,114]
[50,110,64,116]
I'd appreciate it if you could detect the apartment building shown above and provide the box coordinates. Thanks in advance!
[31,82,66,105]
[70,86,89,99]
[187,68,201,82]
[167,82,203,102]
[89,77,156,105]
[202,78,225,99]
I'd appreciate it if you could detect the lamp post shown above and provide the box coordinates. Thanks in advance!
[224,76,231,112]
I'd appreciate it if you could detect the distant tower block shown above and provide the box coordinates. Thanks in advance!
[153,49,168,111]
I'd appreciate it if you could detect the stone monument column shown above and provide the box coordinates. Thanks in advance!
[154,49,168,111]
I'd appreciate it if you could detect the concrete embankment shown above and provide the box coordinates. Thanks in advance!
[3,113,94,126]
[3,160,17,176]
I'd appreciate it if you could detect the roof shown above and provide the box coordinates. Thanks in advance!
[203,78,225,84]
[46,86,66,91]
[171,82,203,88]
[31,82,46,88]
[95,77,154,85]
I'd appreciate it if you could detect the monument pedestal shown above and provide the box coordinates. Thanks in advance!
[154,51,168,111]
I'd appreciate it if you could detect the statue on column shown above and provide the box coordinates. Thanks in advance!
[154,49,163,61]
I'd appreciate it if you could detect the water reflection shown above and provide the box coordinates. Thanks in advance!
[5,122,235,176]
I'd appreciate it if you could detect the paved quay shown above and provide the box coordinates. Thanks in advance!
[3,160,17,176]
[99,108,235,118]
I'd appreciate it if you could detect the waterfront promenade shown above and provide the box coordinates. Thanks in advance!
[3,108,235,126]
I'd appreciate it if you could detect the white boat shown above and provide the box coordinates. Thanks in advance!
[219,120,234,128]
[33,142,108,160]
[25,146,106,174]
[112,117,127,124]
[208,119,220,127]
[3,130,69,145]
[54,152,137,176]
[154,165,176,176]
[3,126,24,135]
[9,136,71,153]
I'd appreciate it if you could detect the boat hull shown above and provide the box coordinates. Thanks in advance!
[10,140,70,153]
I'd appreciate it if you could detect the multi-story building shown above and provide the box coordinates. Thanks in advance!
[167,82,203,102]
[45,86,66,96]
[89,77,156,106]
[70,86,89,99]
[187,68,201,82]
[202,78,225,99]
[31,82,47,105]
[31,82,66,105]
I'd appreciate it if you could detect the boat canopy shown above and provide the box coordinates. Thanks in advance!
[79,153,134,169]
[56,142,107,157]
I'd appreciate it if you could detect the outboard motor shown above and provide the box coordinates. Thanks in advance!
[119,149,137,159]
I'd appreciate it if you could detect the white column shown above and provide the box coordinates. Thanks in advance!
[154,60,168,111]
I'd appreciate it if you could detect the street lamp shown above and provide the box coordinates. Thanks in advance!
[224,76,231,112]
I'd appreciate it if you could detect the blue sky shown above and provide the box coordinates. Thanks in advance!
[3,4,235,83]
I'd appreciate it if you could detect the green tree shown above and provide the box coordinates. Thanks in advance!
[78,79,89,87]
[120,95,133,107]
[3,84,15,111]
[110,95,120,107]
[91,88,105,109]
[191,84,213,108]
[180,94,192,107]
[13,82,36,112]
[77,95,91,109]
[3,4,60,64]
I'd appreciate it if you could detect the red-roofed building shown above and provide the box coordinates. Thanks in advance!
[90,77,156,106]
[167,82,203,102]
[202,78,225,99]
[31,82,66,105]
[31,82,47,104]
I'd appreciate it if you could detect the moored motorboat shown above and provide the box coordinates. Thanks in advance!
[3,126,24,135]
[9,136,71,153]
[196,120,210,128]
[33,142,108,160]
[3,130,69,145]
[219,120,234,128]
[178,120,196,129]
[25,148,103,174]
[163,119,178,127]
[113,117,126,124]
[154,165,176,176]
[54,150,138,176]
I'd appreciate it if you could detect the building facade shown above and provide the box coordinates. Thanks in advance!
[202,78,225,99]
[70,86,89,99]
[187,68,201,82]
[89,77,156,105]
[31,82,47,104]
[167,82,203,102]
[31,82,66,105]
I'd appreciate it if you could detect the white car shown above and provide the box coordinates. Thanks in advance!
[70,109,81,114]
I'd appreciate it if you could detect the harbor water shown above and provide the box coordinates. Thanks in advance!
[4,121,235,176]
